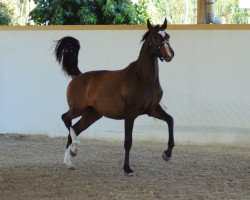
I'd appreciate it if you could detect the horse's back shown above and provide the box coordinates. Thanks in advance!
[69,70,110,85]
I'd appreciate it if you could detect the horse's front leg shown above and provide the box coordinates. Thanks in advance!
[148,105,174,161]
[123,118,136,176]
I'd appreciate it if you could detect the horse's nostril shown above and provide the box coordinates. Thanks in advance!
[165,57,172,62]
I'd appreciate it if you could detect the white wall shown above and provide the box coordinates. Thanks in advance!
[0,27,250,147]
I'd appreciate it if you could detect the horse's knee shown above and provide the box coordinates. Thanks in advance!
[166,114,174,126]
[124,142,132,151]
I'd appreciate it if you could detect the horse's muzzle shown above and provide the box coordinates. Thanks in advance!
[164,57,173,62]
[164,52,174,62]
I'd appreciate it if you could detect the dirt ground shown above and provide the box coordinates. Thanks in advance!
[0,134,249,200]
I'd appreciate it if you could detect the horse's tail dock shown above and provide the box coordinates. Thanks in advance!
[54,36,82,78]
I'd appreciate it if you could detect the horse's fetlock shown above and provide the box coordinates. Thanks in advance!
[169,142,175,148]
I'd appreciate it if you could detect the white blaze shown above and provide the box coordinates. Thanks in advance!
[158,30,172,57]
[164,43,172,57]
[158,30,166,37]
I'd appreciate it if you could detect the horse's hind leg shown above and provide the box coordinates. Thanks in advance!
[148,105,174,161]
[62,110,81,147]
[64,107,102,169]
[73,107,102,135]
[70,107,102,156]
[61,109,82,169]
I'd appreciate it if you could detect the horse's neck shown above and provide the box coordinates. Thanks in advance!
[136,42,159,84]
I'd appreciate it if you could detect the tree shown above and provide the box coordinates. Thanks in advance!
[15,0,31,25]
[214,0,249,24]
[142,0,248,24]
[0,1,13,25]
[23,0,250,25]
[135,0,150,24]
[140,0,196,24]
[29,0,147,25]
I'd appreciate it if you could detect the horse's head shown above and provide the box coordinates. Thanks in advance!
[142,18,174,62]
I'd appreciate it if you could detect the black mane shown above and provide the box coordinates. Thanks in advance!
[141,31,150,42]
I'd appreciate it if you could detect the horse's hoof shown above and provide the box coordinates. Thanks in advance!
[68,165,75,170]
[123,166,137,177]
[70,149,77,157]
[64,161,75,170]
[125,172,137,177]
[162,152,171,161]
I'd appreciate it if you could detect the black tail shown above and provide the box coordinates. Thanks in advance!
[54,36,82,78]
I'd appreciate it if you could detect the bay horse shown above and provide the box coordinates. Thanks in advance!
[55,19,175,176]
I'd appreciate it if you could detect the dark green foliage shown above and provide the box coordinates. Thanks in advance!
[0,2,13,25]
[135,0,150,24]
[29,0,147,25]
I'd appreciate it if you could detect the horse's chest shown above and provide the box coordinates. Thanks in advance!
[135,89,162,114]
[144,91,162,107]
[123,83,163,116]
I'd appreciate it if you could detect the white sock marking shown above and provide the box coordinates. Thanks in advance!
[70,127,80,144]
[64,144,74,169]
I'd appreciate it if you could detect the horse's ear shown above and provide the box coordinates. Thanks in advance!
[147,19,152,30]
[161,18,168,30]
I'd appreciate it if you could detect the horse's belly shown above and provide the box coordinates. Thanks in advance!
[93,98,125,119]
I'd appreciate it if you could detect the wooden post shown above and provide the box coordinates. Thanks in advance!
[197,0,206,24]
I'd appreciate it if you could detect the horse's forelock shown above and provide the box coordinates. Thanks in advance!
[141,25,161,42]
